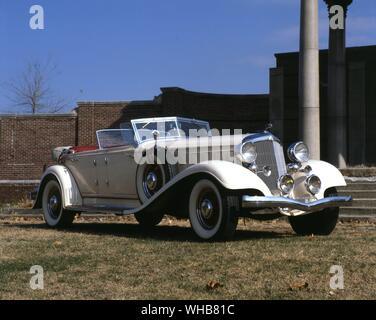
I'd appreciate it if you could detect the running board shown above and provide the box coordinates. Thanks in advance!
[66,205,136,215]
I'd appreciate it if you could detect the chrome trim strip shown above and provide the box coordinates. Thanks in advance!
[243,132,281,144]
[242,195,352,212]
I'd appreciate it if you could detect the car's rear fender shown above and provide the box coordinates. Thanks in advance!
[33,165,82,209]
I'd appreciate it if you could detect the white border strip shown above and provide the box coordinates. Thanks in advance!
[345,177,376,183]
[0,180,40,185]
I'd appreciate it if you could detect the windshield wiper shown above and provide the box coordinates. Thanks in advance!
[142,122,151,129]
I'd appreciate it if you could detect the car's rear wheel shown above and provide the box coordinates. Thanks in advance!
[288,188,339,236]
[189,179,239,240]
[135,211,165,228]
[42,179,75,228]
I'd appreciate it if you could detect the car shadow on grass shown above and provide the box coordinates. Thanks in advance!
[4,220,292,242]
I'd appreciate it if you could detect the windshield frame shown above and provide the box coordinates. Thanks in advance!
[96,128,137,150]
[131,117,210,144]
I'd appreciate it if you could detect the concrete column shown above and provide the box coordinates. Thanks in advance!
[269,67,285,142]
[324,0,352,168]
[299,0,320,160]
[348,61,366,166]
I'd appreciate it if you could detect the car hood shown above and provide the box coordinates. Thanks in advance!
[138,131,278,150]
[138,134,245,150]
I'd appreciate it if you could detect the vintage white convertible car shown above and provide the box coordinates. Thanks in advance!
[34,117,351,240]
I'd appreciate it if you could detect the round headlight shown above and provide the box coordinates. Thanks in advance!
[287,142,310,163]
[278,175,294,195]
[241,142,257,164]
[305,175,321,195]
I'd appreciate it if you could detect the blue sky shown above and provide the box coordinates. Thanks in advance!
[0,0,375,113]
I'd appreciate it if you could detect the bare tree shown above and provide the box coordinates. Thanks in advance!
[3,59,68,114]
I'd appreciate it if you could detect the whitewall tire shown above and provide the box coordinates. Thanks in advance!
[42,180,75,228]
[189,179,238,240]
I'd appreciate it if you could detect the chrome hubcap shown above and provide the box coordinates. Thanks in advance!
[200,199,213,219]
[46,186,61,219]
[196,188,220,230]
[49,195,59,212]
[146,172,158,191]
[142,165,165,199]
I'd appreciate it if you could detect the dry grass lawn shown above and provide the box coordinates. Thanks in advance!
[0,215,375,300]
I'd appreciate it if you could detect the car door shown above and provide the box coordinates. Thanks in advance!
[103,146,138,198]
[65,151,99,196]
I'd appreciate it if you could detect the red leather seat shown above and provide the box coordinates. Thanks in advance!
[70,146,97,153]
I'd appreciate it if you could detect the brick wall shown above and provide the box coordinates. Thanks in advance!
[76,102,128,146]
[0,114,77,181]
[0,183,38,203]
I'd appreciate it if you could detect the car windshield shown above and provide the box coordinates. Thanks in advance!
[134,120,179,142]
[177,118,211,136]
[131,117,210,143]
[96,129,136,149]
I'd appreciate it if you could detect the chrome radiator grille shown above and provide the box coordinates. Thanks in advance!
[254,140,287,192]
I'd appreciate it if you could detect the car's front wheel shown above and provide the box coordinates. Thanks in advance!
[189,179,239,241]
[42,179,75,228]
[288,188,339,236]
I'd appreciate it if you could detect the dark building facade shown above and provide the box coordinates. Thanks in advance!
[270,45,376,166]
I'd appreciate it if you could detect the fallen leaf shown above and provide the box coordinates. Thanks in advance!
[206,280,222,290]
[53,241,63,247]
[289,280,309,291]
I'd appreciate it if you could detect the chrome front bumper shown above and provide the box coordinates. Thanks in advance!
[242,195,352,212]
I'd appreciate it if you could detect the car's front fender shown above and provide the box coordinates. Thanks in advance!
[293,160,346,199]
[33,165,82,209]
[177,161,272,196]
